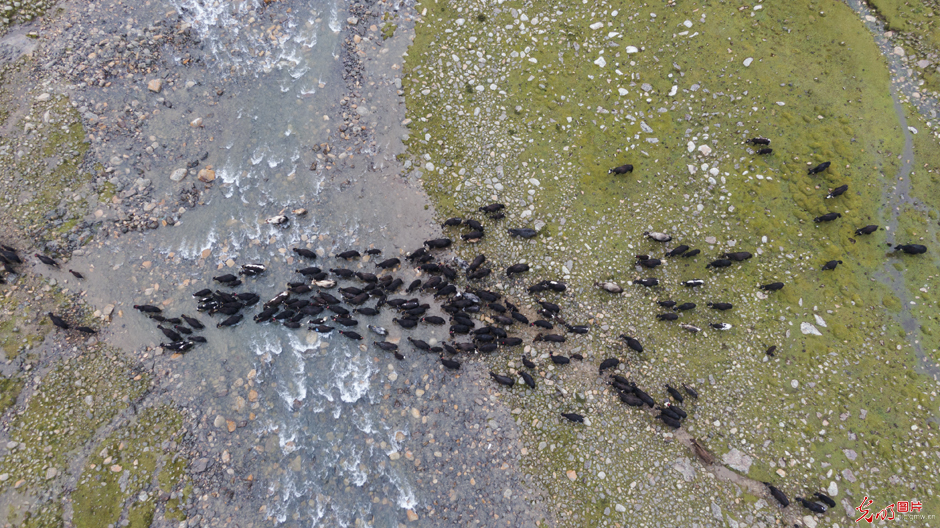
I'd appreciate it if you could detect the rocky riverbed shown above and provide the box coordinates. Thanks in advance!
[1,0,939,527]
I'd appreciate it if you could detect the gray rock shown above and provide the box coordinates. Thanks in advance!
[169,168,187,182]
[673,457,695,481]
[722,448,752,473]
[800,322,822,336]
[192,458,211,473]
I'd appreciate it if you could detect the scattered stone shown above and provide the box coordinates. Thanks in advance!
[192,458,211,473]
[169,168,188,182]
[743,57,753,67]
[197,168,216,182]
[673,457,696,481]
[566,470,577,481]
[148,79,163,93]
[800,322,822,336]
[721,448,752,473]
[711,502,722,521]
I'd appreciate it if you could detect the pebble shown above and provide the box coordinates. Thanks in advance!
[743,57,753,67]
[45,467,57,479]
[721,448,752,473]
[803,516,817,528]
[169,168,188,182]
[791,380,799,388]
[800,322,822,336]
[565,470,577,481]
[147,79,163,93]
[197,168,216,182]
[192,458,211,473]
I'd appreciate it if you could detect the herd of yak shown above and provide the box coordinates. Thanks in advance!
[5,144,930,518]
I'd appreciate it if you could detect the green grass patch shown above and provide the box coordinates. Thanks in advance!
[0,376,24,416]
[72,405,186,528]
[405,0,940,522]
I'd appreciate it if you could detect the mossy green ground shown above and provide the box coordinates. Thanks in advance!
[405,0,940,523]
[0,350,149,491]
[72,405,187,528]
[0,91,92,247]
[0,376,23,416]
[0,274,74,361]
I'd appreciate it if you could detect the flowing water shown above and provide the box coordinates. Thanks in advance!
[72,0,446,525]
